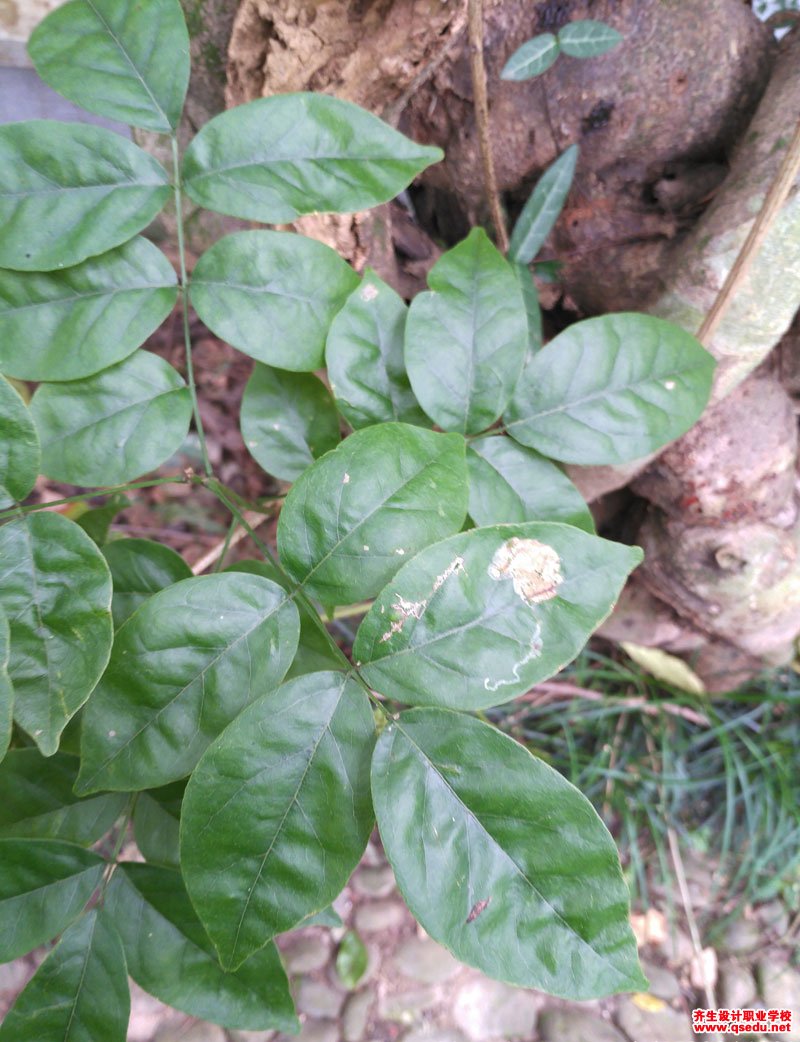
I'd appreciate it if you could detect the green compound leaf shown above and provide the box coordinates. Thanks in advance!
[77,572,300,793]
[501,33,560,81]
[0,909,129,1042]
[0,838,104,961]
[0,237,177,382]
[0,608,11,764]
[372,709,647,998]
[405,228,527,435]
[190,230,359,371]
[102,537,192,629]
[31,352,192,486]
[181,672,375,970]
[241,364,340,482]
[133,781,184,868]
[503,313,716,465]
[277,423,468,604]
[354,523,641,712]
[0,374,39,510]
[225,560,343,679]
[105,863,298,1032]
[0,122,170,272]
[467,436,594,533]
[0,749,126,843]
[326,269,429,429]
[0,513,113,756]
[182,92,443,223]
[558,19,622,58]
[508,145,578,265]
[29,0,189,132]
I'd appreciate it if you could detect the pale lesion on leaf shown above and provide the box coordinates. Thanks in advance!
[378,555,465,643]
[487,537,563,606]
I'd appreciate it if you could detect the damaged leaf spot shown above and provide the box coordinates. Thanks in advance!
[487,537,563,605]
[379,556,465,643]
[484,623,543,692]
[361,282,379,302]
[467,897,492,923]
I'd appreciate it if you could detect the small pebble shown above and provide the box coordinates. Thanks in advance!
[354,899,408,932]
[343,987,375,1042]
[282,933,333,975]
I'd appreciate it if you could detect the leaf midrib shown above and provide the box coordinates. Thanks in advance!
[0,281,173,317]
[298,444,456,588]
[84,0,172,130]
[506,362,695,429]
[79,594,290,789]
[395,723,630,982]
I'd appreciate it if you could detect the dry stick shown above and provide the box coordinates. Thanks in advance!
[467,0,509,254]
[667,826,724,1040]
[190,510,269,575]
[697,117,800,347]
[642,732,723,1040]
[522,680,711,726]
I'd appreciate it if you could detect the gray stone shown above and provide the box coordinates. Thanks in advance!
[343,988,374,1042]
[282,933,333,975]
[757,959,800,1041]
[719,962,757,1009]
[360,839,386,867]
[354,899,408,932]
[153,1024,227,1042]
[128,981,178,1042]
[616,998,694,1042]
[401,1032,468,1042]
[229,1032,277,1042]
[658,926,695,966]
[723,917,763,955]
[379,986,438,1024]
[332,888,353,923]
[452,978,539,1041]
[295,978,346,1019]
[640,959,682,1001]
[756,900,791,936]
[352,864,396,899]
[276,1021,339,1042]
[538,1009,626,1042]
[0,959,32,993]
[392,936,462,984]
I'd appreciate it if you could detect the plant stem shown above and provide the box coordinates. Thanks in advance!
[171,133,212,477]
[191,509,270,575]
[0,475,188,523]
[467,0,509,253]
[97,794,139,904]
[204,478,392,715]
[697,117,800,347]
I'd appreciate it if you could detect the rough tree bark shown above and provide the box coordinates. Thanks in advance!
[219,0,800,688]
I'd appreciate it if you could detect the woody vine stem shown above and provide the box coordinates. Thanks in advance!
[468,0,509,253]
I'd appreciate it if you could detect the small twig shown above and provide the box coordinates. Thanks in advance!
[171,134,213,478]
[519,680,711,726]
[467,0,509,253]
[667,827,723,1038]
[190,510,269,575]
[697,117,800,347]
